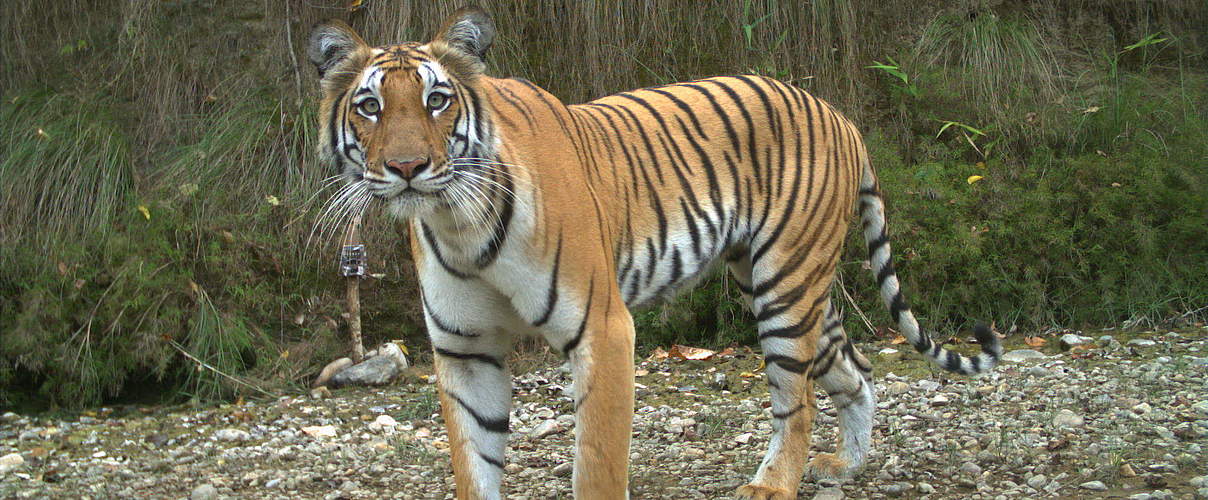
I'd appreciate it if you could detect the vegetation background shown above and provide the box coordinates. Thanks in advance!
[1,0,1204,409]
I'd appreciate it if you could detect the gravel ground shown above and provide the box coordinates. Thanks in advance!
[2,327,1207,499]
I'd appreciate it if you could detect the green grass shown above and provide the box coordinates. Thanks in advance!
[1,0,1206,407]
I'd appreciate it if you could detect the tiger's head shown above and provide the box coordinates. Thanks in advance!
[307,7,498,219]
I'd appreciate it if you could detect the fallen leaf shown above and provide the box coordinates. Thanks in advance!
[648,347,669,361]
[265,195,280,206]
[1082,106,1100,114]
[1024,336,1047,347]
[967,175,984,185]
[1111,182,1121,187]
[739,372,757,378]
[73,279,86,289]
[669,345,718,361]
[137,205,150,220]
[890,335,907,345]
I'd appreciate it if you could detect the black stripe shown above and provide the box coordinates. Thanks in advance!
[434,347,503,369]
[532,235,563,327]
[474,166,515,269]
[867,233,889,260]
[423,295,478,337]
[451,394,509,433]
[422,223,472,279]
[479,453,504,469]
[563,276,595,356]
[889,292,909,324]
[772,403,805,419]
[876,260,896,285]
[764,354,811,374]
[680,83,742,159]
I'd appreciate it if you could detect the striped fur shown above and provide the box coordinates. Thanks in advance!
[309,7,1001,500]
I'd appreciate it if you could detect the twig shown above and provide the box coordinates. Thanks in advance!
[284,1,303,106]
[168,339,274,398]
[836,271,876,337]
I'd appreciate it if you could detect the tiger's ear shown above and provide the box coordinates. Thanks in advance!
[432,6,495,62]
[307,20,370,80]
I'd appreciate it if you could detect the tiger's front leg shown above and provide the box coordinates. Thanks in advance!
[546,292,635,499]
[422,285,517,500]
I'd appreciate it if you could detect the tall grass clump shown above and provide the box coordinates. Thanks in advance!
[0,91,133,252]
[911,10,1060,153]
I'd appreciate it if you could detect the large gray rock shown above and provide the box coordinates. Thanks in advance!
[313,357,353,388]
[330,355,399,387]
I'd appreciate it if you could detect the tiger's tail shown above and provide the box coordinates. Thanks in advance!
[856,158,1001,375]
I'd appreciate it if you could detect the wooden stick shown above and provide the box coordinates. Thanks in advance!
[344,215,365,363]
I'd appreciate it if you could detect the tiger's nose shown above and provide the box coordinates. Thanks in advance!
[383,157,429,179]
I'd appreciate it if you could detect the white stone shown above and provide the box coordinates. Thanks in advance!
[529,419,561,440]
[191,484,219,500]
[1080,481,1108,491]
[734,433,754,444]
[373,415,398,427]
[301,425,337,438]
[214,428,251,442]
[1052,409,1085,428]
[1059,334,1091,350]
[1002,349,1047,362]
[0,453,23,474]
[917,380,941,392]
[374,342,410,370]
[1127,339,1156,347]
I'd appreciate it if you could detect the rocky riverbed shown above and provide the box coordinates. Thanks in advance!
[2,327,1207,499]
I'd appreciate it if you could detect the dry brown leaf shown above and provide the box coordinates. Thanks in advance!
[674,345,717,360]
[1024,336,1047,347]
[648,347,669,361]
[890,334,907,345]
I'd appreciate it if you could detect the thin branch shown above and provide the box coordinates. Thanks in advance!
[168,339,274,398]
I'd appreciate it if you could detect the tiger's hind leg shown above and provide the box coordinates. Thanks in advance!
[806,299,875,480]
[734,253,834,500]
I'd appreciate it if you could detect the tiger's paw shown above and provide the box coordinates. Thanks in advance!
[805,453,854,480]
[735,483,795,500]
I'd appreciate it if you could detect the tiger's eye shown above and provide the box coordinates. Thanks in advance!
[358,98,380,115]
[426,93,449,111]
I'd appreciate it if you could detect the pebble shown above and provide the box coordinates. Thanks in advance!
[813,487,845,500]
[1079,480,1107,490]
[0,453,23,474]
[917,482,935,494]
[529,419,561,440]
[552,462,573,476]
[959,461,982,476]
[1059,334,1091,349]
[1052,409,1085,428]
[1002,349,1047,362]
[214,428,250,442]
[1128,339,1157,347]
[1027,474,1048,489]
[190,484,219,500]
[885,381,910,395]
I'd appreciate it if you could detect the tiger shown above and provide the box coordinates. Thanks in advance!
[307,6,1002,500]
